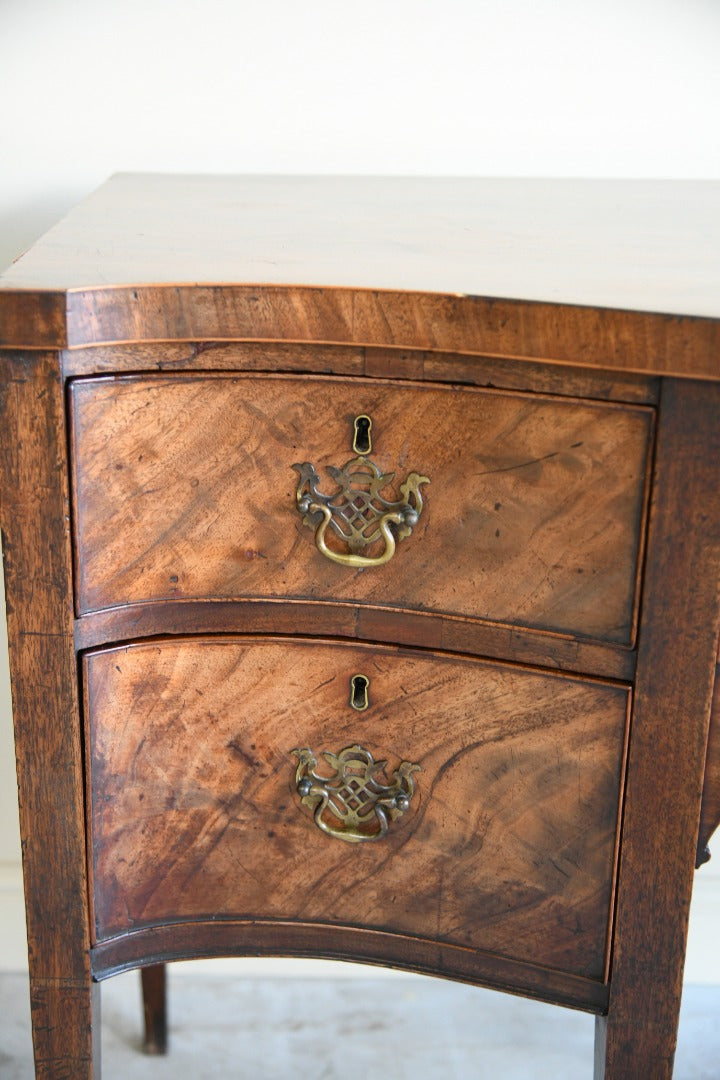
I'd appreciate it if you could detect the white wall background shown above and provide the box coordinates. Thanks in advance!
[1,0,719,978]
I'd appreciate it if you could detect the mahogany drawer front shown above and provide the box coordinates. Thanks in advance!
[85,637,629,980]
[70,373,652,644]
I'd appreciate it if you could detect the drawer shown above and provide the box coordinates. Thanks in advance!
[71,374,652,644]
[85,637,629,980]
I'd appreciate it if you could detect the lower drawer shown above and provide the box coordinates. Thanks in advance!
[84,637,629,981]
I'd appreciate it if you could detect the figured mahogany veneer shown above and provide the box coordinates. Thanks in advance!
[85,637,629,980]
[70,373,652,644]
[2,177,720,1080]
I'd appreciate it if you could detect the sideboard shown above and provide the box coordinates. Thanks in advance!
[1,175,718,1077]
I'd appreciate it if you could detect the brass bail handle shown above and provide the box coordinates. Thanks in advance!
[292,413,429,568]
[291,743,421,843]
[291,674,419,843]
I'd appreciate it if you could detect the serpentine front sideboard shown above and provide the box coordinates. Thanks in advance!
[1,175,719,1078]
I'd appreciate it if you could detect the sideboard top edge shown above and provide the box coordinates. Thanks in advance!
[1,283,719,380]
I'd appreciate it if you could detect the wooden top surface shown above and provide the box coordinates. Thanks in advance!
[1,175,719,377]
[3,174,720,318]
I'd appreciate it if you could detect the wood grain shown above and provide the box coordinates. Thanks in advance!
[0,290,66,350]
[70,373,653,644]
[594,379,720,1079]
[2,176,718,1078]
[85,637,630,981]
[1,283,718,382]
[3,177,719,376]
[90,920,610,1015]
[73,599,637,682]
[0,352,98,1077]
[61,342,659,404]
[140,965,167,1055]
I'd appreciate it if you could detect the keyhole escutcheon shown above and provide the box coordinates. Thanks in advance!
[350,674,370,711]
[353,415,372,455]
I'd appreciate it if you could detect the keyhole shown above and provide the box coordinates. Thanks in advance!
[350,674,370,711]
[353,415,372,455]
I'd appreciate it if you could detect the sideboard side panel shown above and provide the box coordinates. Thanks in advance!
[0,351,99,1078]
[595,377,720,1079]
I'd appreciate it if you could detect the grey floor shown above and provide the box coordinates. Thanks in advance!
[1,970,718,1079]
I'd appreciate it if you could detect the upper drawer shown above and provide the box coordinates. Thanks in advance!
[70,373,652,643]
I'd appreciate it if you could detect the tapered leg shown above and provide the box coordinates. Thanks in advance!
[29,977,101,1079]
[1,354,100,1078]
[141,965,168,1055]
[594,1009,679,1080]
[593,379,720,1078]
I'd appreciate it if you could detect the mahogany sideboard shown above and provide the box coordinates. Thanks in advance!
[1,175,719,1078]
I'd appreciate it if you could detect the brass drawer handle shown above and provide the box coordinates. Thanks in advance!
[292,454,429,569]
[291,744,420,843]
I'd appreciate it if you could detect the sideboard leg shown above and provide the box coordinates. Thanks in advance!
[594,1009,678,1080]
[28,976,101,1079]
[1,353,99,1078]
[592,378,720,1080]
[141,965,168,1055]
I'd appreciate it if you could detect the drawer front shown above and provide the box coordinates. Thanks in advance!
[70,374,651,644]
[85,637,629,980]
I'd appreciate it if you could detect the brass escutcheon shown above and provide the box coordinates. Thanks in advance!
[291,744,420,843]
[352,414,372,455]
[350,673,370,711]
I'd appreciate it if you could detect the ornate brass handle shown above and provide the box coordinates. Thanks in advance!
[291,744,420,843]
[292,456,429,568]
